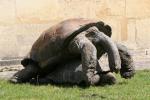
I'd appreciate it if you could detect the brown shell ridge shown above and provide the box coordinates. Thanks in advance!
[62,21,105,49]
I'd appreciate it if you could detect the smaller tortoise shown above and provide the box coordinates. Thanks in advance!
[10,18,135,85]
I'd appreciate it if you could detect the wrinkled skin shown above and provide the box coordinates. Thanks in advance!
[30,60,117,86]
[29,43,135,86]
[10,19,135,86]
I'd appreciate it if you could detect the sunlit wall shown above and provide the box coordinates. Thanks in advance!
[0,0,150,58]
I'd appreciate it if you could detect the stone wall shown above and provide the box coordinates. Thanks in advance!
[0,0,150,58]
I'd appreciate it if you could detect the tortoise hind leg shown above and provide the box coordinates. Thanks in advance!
[9,64,39,83]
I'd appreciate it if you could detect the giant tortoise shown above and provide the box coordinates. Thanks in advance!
[10,18,135,86]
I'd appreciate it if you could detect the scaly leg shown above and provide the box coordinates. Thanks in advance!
[9,64,39,83]
[68,33,101,85]
[116,43,135,79]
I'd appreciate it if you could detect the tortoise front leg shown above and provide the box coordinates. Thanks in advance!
[116,43,135,79]
[68,33,101,85]
[85,27,121,73]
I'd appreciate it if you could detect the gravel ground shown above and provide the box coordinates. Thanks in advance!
[0,49,150,80]
[0,65,23,80]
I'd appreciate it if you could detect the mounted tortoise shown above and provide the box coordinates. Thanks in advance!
[10,18,135,86]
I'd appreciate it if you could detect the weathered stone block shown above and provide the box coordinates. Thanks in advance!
[15,0,60,23]
[0,24,51,58]
[0,0,16,24]
[126,0,150,18]
[136,18,150,48]
[105,0,125,16]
